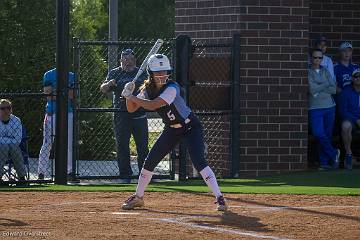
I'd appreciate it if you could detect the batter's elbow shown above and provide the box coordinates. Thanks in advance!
[127,108,136,113]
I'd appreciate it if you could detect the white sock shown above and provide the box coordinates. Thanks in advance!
[200,166,222,198]
[135,168,154,198]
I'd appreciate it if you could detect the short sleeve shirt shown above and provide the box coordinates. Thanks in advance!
[139,81,191,126]
[104,67,147,118]
[43,68,75,114]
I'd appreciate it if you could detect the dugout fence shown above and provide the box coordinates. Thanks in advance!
[176,35,240,179]
[0,35,240,184]
[72,38,176,180]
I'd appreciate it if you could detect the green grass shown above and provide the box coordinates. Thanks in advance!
[1,170,360,195]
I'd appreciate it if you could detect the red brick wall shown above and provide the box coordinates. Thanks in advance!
[175,0,309,177]
[309,0,360,63]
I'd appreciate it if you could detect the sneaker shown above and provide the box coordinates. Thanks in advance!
[38,173,44,180]
[119,175,132,184]
[16,176,28,186]
[345,154,353,170]
[120,178,131,184]
[318,165,332,171]
[122,194,144,210]
[332,149,340,170]
[67,174,80,183]
[18,176,26,181]
[215,195,228,211]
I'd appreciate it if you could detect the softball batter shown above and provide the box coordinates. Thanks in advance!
[121,54,228,211]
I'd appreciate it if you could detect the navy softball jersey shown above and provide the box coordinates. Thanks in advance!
[138,81,208,172]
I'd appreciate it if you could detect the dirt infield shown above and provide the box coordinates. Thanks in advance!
[0,192,359,240]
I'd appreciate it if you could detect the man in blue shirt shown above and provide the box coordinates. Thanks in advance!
[338,69,360,170]
[100,49,148,183]
[334,42,359,93]
[38,68,75,180]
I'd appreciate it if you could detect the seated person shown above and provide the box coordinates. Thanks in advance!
[338,69,360,170]
[0,99,26,180]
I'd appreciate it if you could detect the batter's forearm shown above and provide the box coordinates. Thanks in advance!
[128,96,164,111]
[100,82,111,93]
[126,98,140,113]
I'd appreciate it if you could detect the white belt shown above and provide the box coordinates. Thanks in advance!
[170,118,191,128]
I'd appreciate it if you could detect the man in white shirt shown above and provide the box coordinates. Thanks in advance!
[0,99,26,181]
[315,36,335,82]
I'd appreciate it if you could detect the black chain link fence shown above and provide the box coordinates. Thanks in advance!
[74,39,175,179]
[184,41,233,178]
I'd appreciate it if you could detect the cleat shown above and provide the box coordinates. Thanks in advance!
[215,195,228,211]
[122,194,144,210]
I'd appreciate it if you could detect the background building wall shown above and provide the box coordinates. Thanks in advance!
[309,0,360,63]
[175,0,309,177]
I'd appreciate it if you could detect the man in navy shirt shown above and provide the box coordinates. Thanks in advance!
[100,49,148,182]
[338,69,360,170]
[334,42,359,93]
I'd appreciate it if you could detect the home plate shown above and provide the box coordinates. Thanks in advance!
[111,212,140,215]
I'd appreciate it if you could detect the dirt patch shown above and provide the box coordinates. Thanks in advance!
[0,192,359,240]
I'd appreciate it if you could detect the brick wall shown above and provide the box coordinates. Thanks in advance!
[175,0,309,177]
[309,0,360,63]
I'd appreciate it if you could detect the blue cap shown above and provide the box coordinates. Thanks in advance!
[121,48,134,56]
[352,68,360,77]
[339,42,353,50]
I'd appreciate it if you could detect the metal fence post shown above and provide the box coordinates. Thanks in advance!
[55,0,69,184]
[108,0,118,72]
[170,39,177,180]
[72,37,80,179]
[230,34,241,177]
[175,35,192,180]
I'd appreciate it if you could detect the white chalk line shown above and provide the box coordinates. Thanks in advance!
[149,217,291,240]
[46,201,360,216]
[111,212,140,215]
[51,201,115,206]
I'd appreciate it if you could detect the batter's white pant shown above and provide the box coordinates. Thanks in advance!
[38,113,73,176]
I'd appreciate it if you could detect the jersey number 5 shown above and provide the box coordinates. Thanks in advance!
[167,110,176,121]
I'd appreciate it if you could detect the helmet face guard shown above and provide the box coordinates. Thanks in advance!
[147,54,172,85]
[151,73,170,85]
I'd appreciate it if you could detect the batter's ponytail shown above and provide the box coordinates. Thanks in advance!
[139,75,158,100]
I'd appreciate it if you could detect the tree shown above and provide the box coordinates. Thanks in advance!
[71,0,108,40]
[117,0,175,39]
[0,0,56,91]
